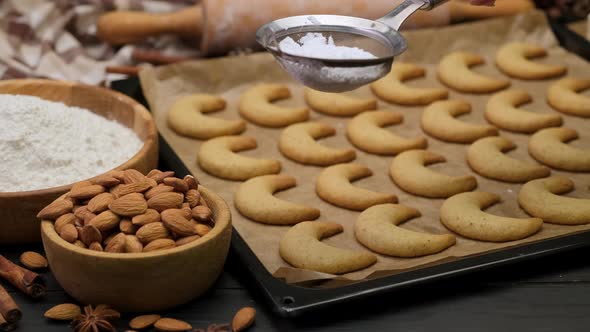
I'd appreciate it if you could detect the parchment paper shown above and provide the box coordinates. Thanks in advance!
[139,11,590,286]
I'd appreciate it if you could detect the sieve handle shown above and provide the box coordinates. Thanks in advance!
[378,0,449,31]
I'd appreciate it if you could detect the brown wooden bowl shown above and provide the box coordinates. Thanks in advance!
[41,186,232,312]
[0,79,158,244]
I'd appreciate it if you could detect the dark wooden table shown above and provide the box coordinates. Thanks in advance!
[2,242,590,332]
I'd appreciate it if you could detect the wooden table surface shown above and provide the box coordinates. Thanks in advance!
[2,242,590,332]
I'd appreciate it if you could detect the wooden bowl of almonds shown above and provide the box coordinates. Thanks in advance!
[40,169,232,312]
[0,79,158,244]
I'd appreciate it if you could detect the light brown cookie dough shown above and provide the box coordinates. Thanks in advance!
[315,163,397,211]
[421,100,498,143]
[346,110,428,155]
[528,127,590,172]
[440,191,543,242]
[303,88,377,117]
[518,176,590,225]
[484,89,562,134]
[354,204,456,258]
[279,122,356,166]
[495,42,567,80]
[370,62,449,105]
[239,84,309,127]
[437,52,510,93]
[547,78,590,118]
[279,221,377,275]
[197,136,281,181]
[467,137,550,183]
[390,150,477,198]
[234,174,320,225]
[167,94,246,140]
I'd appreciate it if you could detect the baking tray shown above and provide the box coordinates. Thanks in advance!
[110,17,590,317]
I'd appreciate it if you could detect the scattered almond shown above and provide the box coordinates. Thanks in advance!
[37,199,73,220]
[105,233,126,253]
[69,183,106,200]
[109,193,148,216]
[132,209,161,226]
[163,177,188,193]
[87,193,114,213]
[183,175,199,190]
[161,210,195,237]
[120,219,138,234]
[19,251,48,270]
[54,213,77,233]
[154,317,192,332]
[192,206,212,222]
[185,189,200,208]
[175,235,200,246]
[143,239,176,252]
[232,307,256,332]
[59,224,78,243]
[124,235,143,253]
[195,224,211,237]
[129,314,161,330]
[123,169,146,184]
[79,225,102,246]
[136,222,170,244]
[44,303,81,320]
[147,192,184,212]
[88,210,121,232]
[89,242,103,251]
[145,184,175,200]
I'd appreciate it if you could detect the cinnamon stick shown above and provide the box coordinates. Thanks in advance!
[0,285,20,323]
[0,313,15,331]
[105,65,140,76]
[132,49,193,65]
[0,256,45,299]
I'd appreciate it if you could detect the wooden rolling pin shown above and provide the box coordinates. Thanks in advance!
[97,0,534,56]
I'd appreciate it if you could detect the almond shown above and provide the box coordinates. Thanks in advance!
[129,314,161,330]
[143,238,176,252]
[89,242,103,251]
[103,232,117,246]
[195,224,212,237]
[109,193,148,216]
[163,177,188,193]
[123,169,146,184]
[19,251,48,270]
[111,170,126,181]
[74,217,84,228]
[79,225,102,246]
[146,169,161,178]
[92,174,120,188]
[146,177,158,188]
[184,189,200,208]
[44,303,81,321]
[117,181,152,196]
[88,210,120,232]
[175,235,200,246]
[154,317,192,332]
[192,205,212,222]
[105,233,126,253]
[73,240,87,248]
[74,206,92,220]
[183,175,199,190]
[69,183,106,200]
[110,184,123,198]
[59,224,78,243]
[132,209,161,226]
[147,192,184,212]
[125,235,143,253]
[120,219,138,234]
[83,212,97,225]
[37,199,73,220]
[145,184,175,200]
[161,209,196,237]
[54,213,77,233]
[136,222,170,244]
[147,170,174,184]
[232,307,256,332]
[87,193,114,213]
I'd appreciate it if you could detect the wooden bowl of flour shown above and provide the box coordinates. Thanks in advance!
[0,79,158,244]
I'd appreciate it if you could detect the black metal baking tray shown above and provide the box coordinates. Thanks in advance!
[111,19,590,317]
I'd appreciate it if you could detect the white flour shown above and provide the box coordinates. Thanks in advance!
[279,33,376,60]
[0,94,143,192]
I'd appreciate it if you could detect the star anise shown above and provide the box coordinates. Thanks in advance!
[70,304,120,332]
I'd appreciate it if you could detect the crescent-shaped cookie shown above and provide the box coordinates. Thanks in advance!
[316,163,397,211]
[279,122,356,166]
[547,78,590,118]
[390,150,477,198]
[354,204,456,257]
[234,175,320,225]
[197,136,281,181]
[421,100,498,143]
[518,176,590,225]
[346,110,428,155]
[485,89,562,134]
[370,62,449,105]
[437,52,510,93]
[167,94,246,140]
[440,192,543,242]
[279,221,377,275]
[239,84,309,127]
[495,42,567,80]
[528,127,590,172]
[303,88,377,117]
[467,137,550,183]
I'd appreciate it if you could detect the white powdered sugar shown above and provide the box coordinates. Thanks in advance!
[0,94,143,192]
[279,33,377,60]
